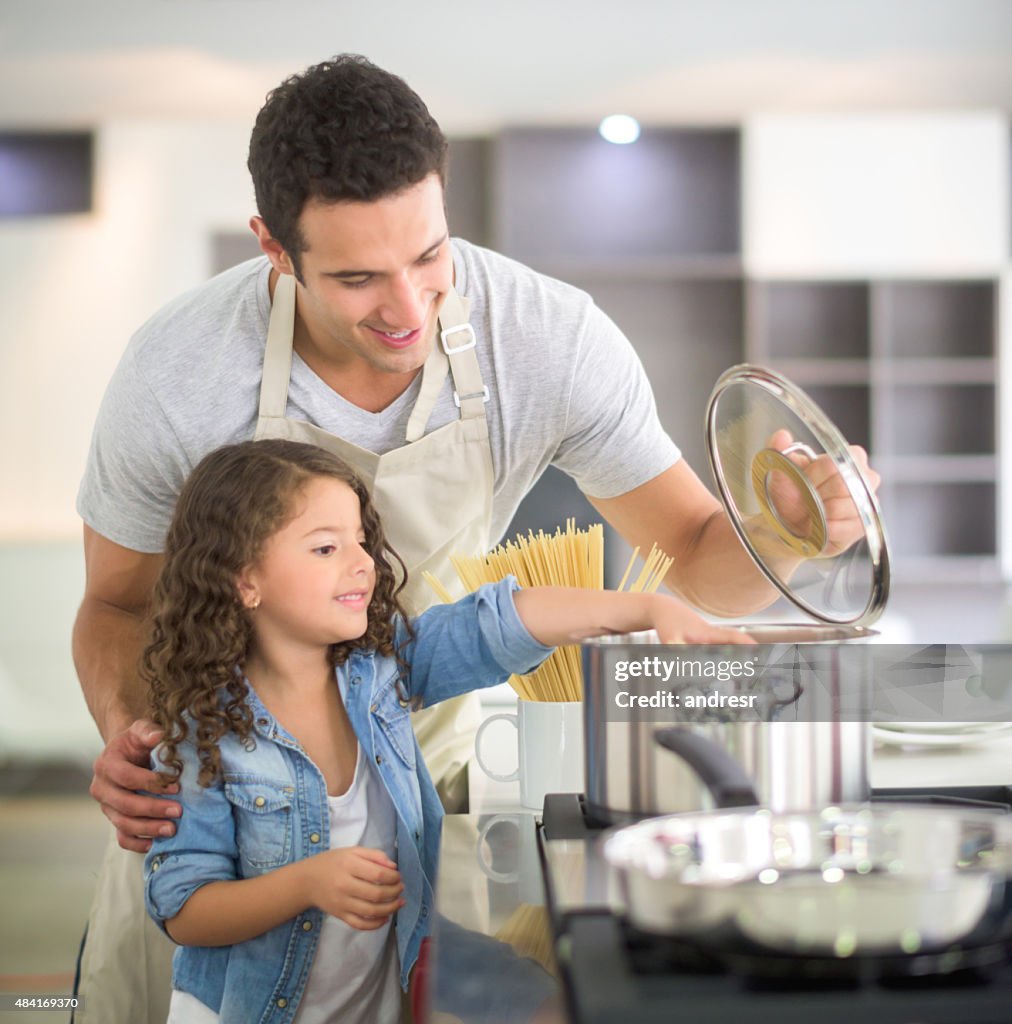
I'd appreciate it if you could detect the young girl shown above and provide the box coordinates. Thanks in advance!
[142,438,748,1024]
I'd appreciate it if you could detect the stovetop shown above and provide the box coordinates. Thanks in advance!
[538,787,1012,1024]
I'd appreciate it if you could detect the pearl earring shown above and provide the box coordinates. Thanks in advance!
[248,596,261,610]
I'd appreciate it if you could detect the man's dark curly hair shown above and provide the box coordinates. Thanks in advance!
[248,54,448,279]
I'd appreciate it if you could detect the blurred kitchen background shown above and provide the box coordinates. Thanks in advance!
[1,0,1012,1010]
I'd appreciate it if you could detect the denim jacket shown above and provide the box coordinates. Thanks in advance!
[144,577,551,1024]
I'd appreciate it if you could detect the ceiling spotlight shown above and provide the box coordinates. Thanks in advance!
[599,114,641,145]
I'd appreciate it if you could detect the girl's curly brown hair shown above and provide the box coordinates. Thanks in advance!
[143,439,409,787]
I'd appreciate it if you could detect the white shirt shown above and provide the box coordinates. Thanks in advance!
[294,743,401,1023]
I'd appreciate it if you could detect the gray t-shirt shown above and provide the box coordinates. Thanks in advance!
[77,239,680,553]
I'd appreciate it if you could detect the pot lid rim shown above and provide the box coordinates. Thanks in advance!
[704,363,890,628]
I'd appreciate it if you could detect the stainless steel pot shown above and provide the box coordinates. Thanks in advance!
[582,366,890,825]
[582,627,874,824]
[602,728,1012,975]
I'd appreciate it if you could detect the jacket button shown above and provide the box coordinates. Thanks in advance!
[276,997,288,1009]
[257,717,268,726]
[151,858,161,871]
[351,676,361,686]
[375,755,383,766]
[302,920,313,932]
[254,796,266,808]
[310,833,321,844]
[370,703,378,713]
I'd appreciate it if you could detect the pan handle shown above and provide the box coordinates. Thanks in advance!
[654,727,760,808]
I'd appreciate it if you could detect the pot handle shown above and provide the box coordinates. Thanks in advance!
[653,727,760,808]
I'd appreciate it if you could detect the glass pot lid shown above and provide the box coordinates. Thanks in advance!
[705,364,889,627]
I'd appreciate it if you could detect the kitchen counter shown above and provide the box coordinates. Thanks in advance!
[425,812,564,1024]
[423,734,1012,1023]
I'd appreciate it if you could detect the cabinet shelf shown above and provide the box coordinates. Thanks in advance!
[883,481,996,559]
[764,359,871,385]
[755,281,869,360]
[877,281,995,359]
[532,255,743,281]
[875,454,998,483]
[877,358,996,385]
[885,383,995,457]
[797,383,871,450]
[887,556,1004,585]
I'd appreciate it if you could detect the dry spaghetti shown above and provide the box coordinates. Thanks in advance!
[423,520,673,701]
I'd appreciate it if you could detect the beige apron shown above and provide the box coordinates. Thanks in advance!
[254,272,493,789]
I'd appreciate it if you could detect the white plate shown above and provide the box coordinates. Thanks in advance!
[872,723,1012,748]
[875,721,1011,735]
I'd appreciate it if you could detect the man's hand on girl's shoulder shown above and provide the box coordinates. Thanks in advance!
[90,718,181,852]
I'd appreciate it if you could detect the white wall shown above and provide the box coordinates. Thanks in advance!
[0,117,255,539]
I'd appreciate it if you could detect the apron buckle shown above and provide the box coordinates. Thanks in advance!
[453,386,490,409]
[440,323,476,354]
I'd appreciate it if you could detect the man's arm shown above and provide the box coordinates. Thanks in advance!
[72,524,180,851]
[73,525,162,737]
[588,460,778,618]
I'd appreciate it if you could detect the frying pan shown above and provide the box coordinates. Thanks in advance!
[602,728,1012,978]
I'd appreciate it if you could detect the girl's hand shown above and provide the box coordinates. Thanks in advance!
[646,593,755,645]
[307,846,406,930]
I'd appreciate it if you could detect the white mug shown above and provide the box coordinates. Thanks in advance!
[474,699,584,811]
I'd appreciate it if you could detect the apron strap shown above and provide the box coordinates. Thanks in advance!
[439,289,488,423]
[405,345,448,443]
[258,272,297,421]
[405,289,486,442]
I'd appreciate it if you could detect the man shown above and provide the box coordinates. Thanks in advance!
[73,55,876,1023]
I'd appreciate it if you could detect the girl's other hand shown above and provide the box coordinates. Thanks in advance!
[307,846,406,930]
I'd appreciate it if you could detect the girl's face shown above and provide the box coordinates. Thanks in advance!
[239,476,376,650]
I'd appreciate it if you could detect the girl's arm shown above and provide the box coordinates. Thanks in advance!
[164,859,315,945]
[512,587,752,646]
[400,579,751,710]
[164,846,404,946]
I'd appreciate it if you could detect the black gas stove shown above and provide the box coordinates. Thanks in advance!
[538,788,1012,1024]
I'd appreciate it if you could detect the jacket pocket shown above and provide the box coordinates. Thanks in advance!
[223,775,294,871]
[372,699,417,769]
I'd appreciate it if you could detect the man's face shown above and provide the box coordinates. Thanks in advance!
[292,174,453,378]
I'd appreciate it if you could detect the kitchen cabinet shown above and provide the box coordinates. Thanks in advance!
[493,127,740,272]
[453,120,1010,584]
[742,114,1008,277]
